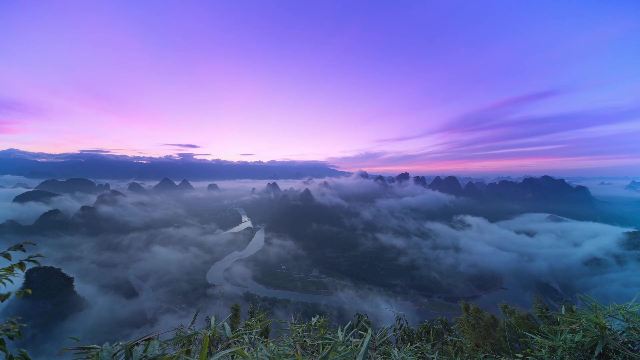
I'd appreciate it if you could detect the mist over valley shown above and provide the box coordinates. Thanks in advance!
[1,171,639,358]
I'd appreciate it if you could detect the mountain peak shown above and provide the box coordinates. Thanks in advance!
[625,181,640,191]
[127,182,147,194]
[395,172,410,183]
[94,190,126,207]
[299,188,315,204]
[266,182,282,194]
[154,178,178,192]
[178,179,195,191]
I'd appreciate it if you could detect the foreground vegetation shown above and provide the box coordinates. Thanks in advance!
[2,243,640,359]
[56,294,640,360]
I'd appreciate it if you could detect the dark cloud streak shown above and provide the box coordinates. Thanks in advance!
[162,144,201,149]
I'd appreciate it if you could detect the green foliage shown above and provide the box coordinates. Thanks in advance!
[0,242,43,360]
[455,300,507,355]
[229,303,242,332]
[526,294,640,359]
[246,302,270,341]
[60,294,640,360]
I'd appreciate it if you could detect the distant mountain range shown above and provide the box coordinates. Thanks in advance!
[368,172,595,204]
[12,178,212,204]
[9,173,596,208]
[3,176,248,235]
[0,148,348,180]
[0,173,613,304]
[3,173,601,241]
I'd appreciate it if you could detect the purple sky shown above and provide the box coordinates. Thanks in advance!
[1,1,639,175]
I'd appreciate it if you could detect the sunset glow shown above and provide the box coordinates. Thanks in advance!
[1,1,639,175]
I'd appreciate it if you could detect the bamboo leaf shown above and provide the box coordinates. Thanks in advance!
[198,334,209,360]
[356,329,371,360]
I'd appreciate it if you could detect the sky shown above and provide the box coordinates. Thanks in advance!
[1,1,640,175]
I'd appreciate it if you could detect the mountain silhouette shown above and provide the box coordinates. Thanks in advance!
[32,209,72,233]
[625,180,640,191]
[429,176,464,196]
[127,182,147,194]
[94,190,126,207]
[299,188,315,204]
[35,178,97,194]
[395,172,410,183]
[12,190,59,204]
[153,178,178,192]
[178,179,195,191]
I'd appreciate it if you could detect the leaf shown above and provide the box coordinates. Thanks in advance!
[234,348,251,359]
[318,341,336,360]
[328,350,356,360]
[211,348,245,359]
[356,329,371,360]
[198,334,209,360]
[595,338,605,356]
[0,292,12,303]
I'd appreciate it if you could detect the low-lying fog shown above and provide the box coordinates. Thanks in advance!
[0,174,638,358]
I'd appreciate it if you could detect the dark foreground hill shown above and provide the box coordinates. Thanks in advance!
[1,266,88,345]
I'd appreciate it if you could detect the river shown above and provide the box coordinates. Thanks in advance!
[204,210,440,320]
[206,210,346,304]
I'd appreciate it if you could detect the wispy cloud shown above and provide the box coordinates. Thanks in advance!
[0,98,42,116]
[0,98,44,134]
[79,149,120,154]
[470,145,567,155]
[0,121,21,134]
[240,153,255,156]
[376,90,562,144]
[330,91,640,174]
[176,152,211,160]
[162,144,201,149]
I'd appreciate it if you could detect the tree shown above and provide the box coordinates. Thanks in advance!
[455,300,507,356]
[229,303,241,332]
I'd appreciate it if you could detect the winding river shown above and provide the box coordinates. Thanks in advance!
[206,210,368,306]
[205,210,452,320]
